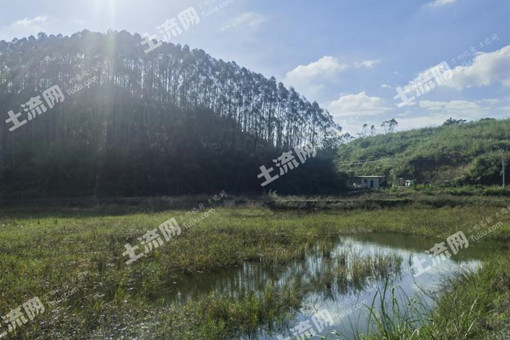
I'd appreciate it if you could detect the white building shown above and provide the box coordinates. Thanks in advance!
[348,176,385,189]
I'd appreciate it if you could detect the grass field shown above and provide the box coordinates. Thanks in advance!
[0,197,509,339]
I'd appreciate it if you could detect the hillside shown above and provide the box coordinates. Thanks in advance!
[0,30,343,199]
[336,118,510,186]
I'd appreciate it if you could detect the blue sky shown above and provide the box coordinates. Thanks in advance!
[1,0,509,134]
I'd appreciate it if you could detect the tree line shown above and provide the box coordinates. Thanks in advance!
[0,30,345,199]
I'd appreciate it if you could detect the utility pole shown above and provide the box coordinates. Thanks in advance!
[503,151,506,189]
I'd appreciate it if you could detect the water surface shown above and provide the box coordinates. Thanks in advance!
[162,233,487,339]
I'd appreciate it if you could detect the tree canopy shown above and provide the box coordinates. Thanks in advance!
[0,30,344,199]
[336,118,510,186]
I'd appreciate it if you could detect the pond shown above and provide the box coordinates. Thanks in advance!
[160,233,492,339]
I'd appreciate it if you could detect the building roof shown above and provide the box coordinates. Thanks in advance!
[352,176,385,178]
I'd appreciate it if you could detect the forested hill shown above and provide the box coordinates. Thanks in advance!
[336,118,510,186]
[0,30,343,199]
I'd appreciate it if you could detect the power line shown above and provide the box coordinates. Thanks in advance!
[337,157,394,166]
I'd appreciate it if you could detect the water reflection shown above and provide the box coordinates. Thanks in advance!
[164,233,482,339]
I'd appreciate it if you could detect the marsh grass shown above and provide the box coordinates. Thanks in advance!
[416,252,510,339]
[0,204,508,339]
[335,252,404,290]
[363,280,430,339]
[327,251,510,340]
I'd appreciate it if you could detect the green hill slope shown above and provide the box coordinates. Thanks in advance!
[336,118,510,186]
[0,30,342,198]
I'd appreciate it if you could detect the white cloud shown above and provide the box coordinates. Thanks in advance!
[479,98,501,105]
[429,0,457,7]
[397,98,508,130]
[332,97,509,135]
[285,56,347,82]
[14,16,47,26]
[220,12,267,31]
[418,99,481,113]
[395,114,449,130]
[284,56,379,88]
[394,47,510,108]
[328,91,391,117]
[283,56,380,100]
[283,56,348,99]
[354,59,380,68]
[443,45,510,89]
[0,16,48,40]
[397,62,450,102]
[381,84,392,89]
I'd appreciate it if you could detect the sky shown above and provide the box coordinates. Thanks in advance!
[0,0,509,134]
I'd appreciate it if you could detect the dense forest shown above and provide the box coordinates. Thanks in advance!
[337,118,510,186]
[0,30,344,199]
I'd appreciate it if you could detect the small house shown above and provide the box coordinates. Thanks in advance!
[348,176,385,189]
